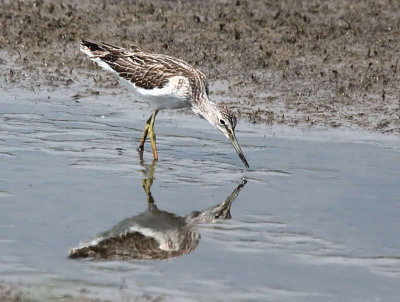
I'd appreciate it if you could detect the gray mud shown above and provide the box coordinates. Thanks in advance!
[1,0,400,133]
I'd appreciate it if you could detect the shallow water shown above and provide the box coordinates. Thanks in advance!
[0,90,400,301]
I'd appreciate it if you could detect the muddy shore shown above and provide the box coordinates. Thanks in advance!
[1,0,399,134]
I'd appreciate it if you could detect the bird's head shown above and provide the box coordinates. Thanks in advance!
[199,103,249,168]
[185,178,247,225]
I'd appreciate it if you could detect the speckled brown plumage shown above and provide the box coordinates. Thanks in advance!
[81,40,209,101]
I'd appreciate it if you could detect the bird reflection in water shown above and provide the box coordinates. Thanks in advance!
[69,160,247,260]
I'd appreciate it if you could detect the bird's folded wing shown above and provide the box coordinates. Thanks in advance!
[100,54,175,90]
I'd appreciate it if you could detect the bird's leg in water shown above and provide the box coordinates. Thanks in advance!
[137,115,152,152]
[148,111,159,160]
[138,111,159,160]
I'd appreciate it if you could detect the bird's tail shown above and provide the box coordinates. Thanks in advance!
[80,40,141,58]
[80,40,106,57]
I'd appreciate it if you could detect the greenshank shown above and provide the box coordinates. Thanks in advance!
[80,40,249,168]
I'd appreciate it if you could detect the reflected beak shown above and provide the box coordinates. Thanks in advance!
[210,179,247,219]
[228,131,249,168]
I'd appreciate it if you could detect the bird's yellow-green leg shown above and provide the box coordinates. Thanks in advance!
[137,114,152,152]
[148,111,159,160]
[137,111,159,159]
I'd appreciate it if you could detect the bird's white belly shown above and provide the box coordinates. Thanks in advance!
[120,75,190,110]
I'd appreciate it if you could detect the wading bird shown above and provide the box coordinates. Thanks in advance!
[80,40,249,167]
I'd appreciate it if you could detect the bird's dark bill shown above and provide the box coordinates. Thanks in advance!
[229,133,249,168]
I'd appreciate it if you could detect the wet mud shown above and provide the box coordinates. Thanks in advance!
[0,284,103,302]
[1,0,399,134]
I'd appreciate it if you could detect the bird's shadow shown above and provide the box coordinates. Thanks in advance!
[69,159,247,260]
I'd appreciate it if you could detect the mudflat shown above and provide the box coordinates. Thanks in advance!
[1,0,399,134]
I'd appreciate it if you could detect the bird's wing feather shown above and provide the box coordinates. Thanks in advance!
[100,54,176,89]
[100,41,142,53]
[81,40,208,94]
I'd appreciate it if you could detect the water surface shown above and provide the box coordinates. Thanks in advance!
[0,90,399,301]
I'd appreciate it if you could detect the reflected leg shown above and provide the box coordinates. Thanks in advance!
[141,159,157,206]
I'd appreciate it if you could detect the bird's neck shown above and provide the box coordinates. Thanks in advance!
[191,98,218,125]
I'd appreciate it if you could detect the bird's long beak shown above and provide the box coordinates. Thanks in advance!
[228,131,249,168]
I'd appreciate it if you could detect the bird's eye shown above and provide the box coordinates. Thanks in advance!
[219,119,226,125]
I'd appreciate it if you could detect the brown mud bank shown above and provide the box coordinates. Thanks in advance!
[1,0,399,134]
